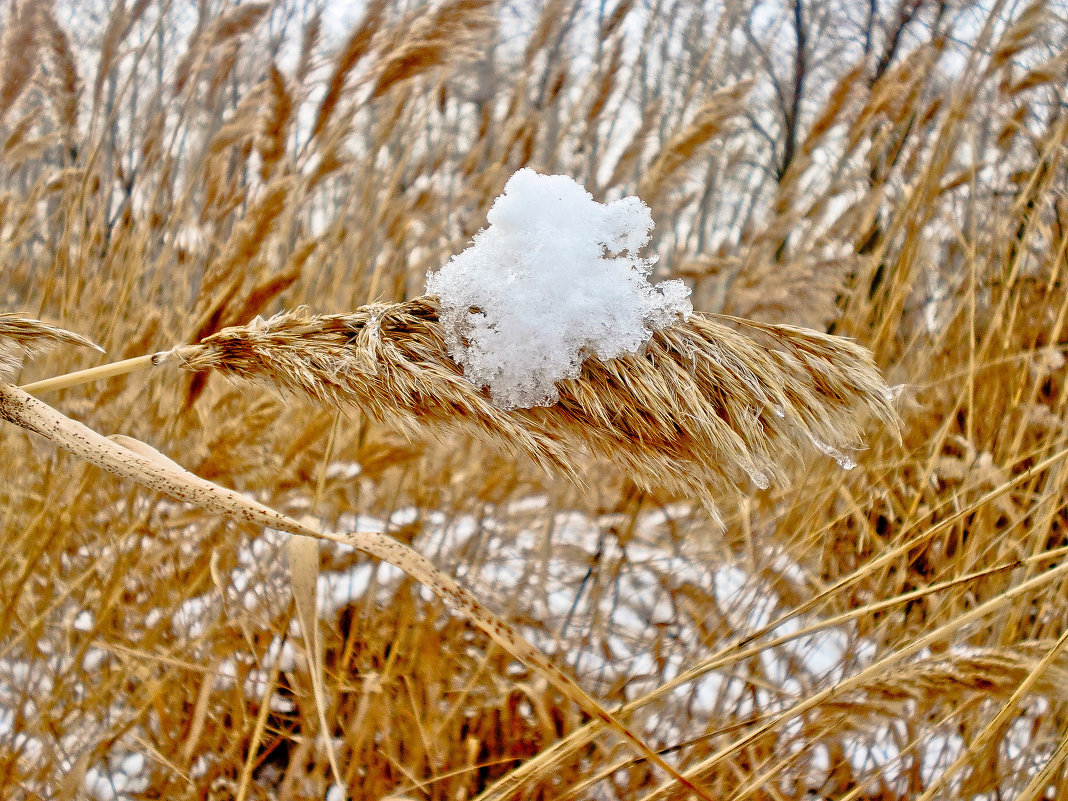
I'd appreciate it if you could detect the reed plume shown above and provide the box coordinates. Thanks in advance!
[160,296,898,504]
[0,314,100,379]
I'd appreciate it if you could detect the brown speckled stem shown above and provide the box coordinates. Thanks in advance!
[0,381,713,801]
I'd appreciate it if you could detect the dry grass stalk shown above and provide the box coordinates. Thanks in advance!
[91,0,151,110]
[209,2,272,46]
[2,106,42,157]
[607,96,664,189]
[258,64,294,180]
[38,8,80,137]
[585,37,623,126]
[174,2,270,99]
[205,81,267,156]
[294,6,323,85]
[800,62,866,157]
[161,296,898,505]
[600,0,636,40]
[195,176,292,321]
[0,314,101,379]
[823,642,1068,722]
[990,0,1049,71]
[523,0,568,67]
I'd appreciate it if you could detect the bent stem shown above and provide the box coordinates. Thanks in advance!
[0,381,715,801]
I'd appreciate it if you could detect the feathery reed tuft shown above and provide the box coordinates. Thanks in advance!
[638,82,751,204]
[0,2,39,122]
[0,314,101,379]
[161,296,898,504]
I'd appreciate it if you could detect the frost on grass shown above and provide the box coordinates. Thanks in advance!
[426,168,692,409]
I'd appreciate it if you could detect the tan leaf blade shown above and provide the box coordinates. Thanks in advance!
[287,533,344,785]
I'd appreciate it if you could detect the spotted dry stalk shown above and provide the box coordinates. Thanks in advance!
[0,381,715,801]
[0,314,100,380]
[161,296,899,505]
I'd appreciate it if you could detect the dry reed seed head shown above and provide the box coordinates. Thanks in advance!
[37,8,80,135]
[369,0,495,99]
[310,0,388,141]
[258,64,294,180]
[0,2,40,122]
[0,314,102,379]
[638,81,752,204]
[295,7,323,84]
[162,297,899,504]
[208,2,272,46]
[821,643,1068,727]
[91,1,151,108]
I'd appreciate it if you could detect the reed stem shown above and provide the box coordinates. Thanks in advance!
[20,353,160,395]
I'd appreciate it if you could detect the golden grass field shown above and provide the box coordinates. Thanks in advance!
[2,0,1068,798]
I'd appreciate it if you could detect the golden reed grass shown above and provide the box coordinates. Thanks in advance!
[4,287,897,800]
[4,0,1066,796]
[0,375,717,800]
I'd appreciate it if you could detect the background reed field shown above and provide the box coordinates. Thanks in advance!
[2,0,1068,798]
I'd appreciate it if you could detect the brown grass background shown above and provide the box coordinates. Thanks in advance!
[3,0,1068,798]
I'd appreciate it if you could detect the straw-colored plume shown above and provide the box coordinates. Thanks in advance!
[607,97,664,190]
[524,0,566,66]
[258,64,294,180]
[174,2,269,98]
[990,0,1048,71]
[197,175,291,310]
[92,0,151,110]
[161,297,898,505]
[824,643,1068,726]
[311,0,387,141]
[38,7,80,137]
[209,2,272,46]
[295,6,323,85]
[369,0,494,100]
[638,81,750,204]
[599,0,636,40]
[585,37,623,126]
[0,3,39,122]
[0,314,101,379]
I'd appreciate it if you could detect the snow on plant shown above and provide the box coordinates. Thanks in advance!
[426,169,692,409]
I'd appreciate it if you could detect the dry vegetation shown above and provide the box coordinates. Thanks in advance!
[2,0,1068,798]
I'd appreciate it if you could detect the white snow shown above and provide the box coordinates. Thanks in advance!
[426,168,692,409]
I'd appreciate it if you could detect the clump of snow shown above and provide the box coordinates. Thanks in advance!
[426,168,692,409]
